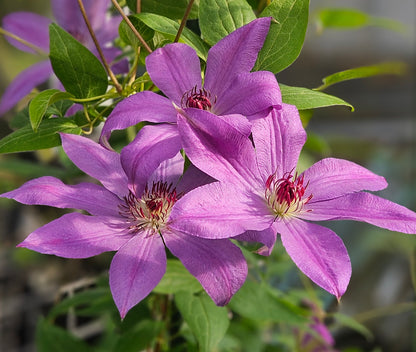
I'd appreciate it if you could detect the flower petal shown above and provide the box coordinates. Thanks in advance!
[3,12,50,52]
[234,226,277,256]
[176,164,216,195]
[252,104,306,181]
[149,152,184,187]
[18,213,131,258]
[109,231,166,318]
[303,158,388,202]
[204,17,271,98]
[146,43,202,103]
[1,176,120,217]
[99,91,177,149]
[60,134,128,197]
[164,229,247,305]
[277,219,351,299]
[303,192,416,234]
[0,61,52,114]
[213,71,281,116]
[177,108,260,188]
[120,124,182,197]
[169,181,273,239]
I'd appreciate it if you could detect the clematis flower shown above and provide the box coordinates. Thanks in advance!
[169,105,416,299]
[0,0,127,115]
[1,129,247,318]
[100,16,281,148]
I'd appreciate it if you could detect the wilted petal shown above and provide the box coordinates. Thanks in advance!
[100,91,177,148]
[303,192,416,234]
[164,229,247,305]
[60,134,128,197]
[3,12,50,53]
[169,181,273,239]
[177,108,260,188]
[277,219,351,299]
[0,61,52,114]
[146,43,202,103]
[252,104,306,181]
[1,176,120,217]
[234,226,277,256]
[204,17,271,98]
[303,158,388,202]
[109,231,166,318]
[18,213,131,258]
[120,124,182,196]
[213,71,281,116]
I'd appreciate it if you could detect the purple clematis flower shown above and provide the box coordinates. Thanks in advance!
[169,105,416,299]
[1,129,247,318]
[100,16,281,148]
[0,0,127,115]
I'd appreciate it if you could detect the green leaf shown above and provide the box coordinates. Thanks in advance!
[49,23,108,98]
[127,0,200,19]
[280,84,354,111]
[135,13,210,60]
[29,89,74,132]
[36,318,91,352]
[0,118,82,154]
[315,62,407,90]
[229,281,307,323]
[254,0,309,73]
[114,320,164,352]
[315,8,407,33]
[153,259,202,294]
[119,16,154,50]
[175,291,229,352]
[332,312,374,341]
[198,0,256,46]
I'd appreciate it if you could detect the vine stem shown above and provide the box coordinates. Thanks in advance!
[77,0,122,94]
[136,0,141,13]
[0,27,48,56]
[174,0,195,43]
[111,0,153,54]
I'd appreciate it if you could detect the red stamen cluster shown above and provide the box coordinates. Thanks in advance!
[119,181,180,233]
[181,86,215,111]
[265,171,312,218]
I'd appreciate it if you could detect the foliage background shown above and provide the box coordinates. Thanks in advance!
[0,0,415,351]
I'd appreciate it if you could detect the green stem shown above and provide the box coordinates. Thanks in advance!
[0,27,48,56]
[354,302,416,323]
[174,0,195,43]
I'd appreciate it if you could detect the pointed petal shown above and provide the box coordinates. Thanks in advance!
[18,213,131,258]
[303,158,388,202]
[169,181,273,239]
[1,176,120,217]
[164,230,247,305]
[99,91,176,148]
[234,226,277,256]
[213,71,281,116]
[205,17,271,98]
[177,108,260,188]
[120,124,182,196]
[0,61,52,114]
[3,12,50,52]
[109,231,166,318]
[303,192,416,234]
[252,104,306,181]
[60,134,128,197]
[149,152,184,187]
[277,219,351,298]
[146,43,201,103]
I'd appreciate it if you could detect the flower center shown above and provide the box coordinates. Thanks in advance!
[119,181,179,233]
[181,86,215,111]
[265,171,312,219]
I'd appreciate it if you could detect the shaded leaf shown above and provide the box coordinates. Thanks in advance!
[280,84,354,111]
[199,0,256,46]
[175,291,229,352]
[119,16,154,50]
[333,312,374,341]
[49,23,108,98]
[153,259,202,294]
[29,89,73,132]
[315,62,407,90]
[254,0,309,73]
[127,0,200,20]
[0,118,82,154]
